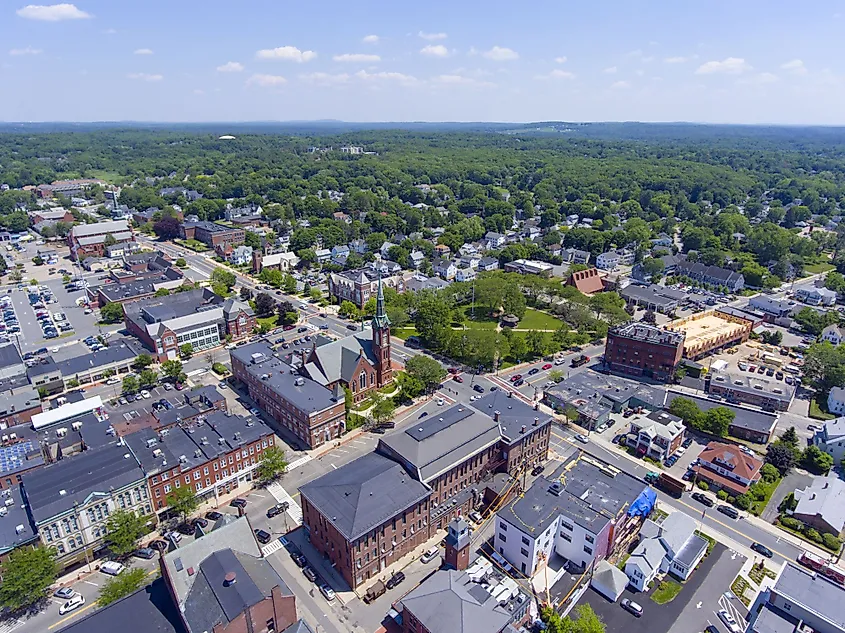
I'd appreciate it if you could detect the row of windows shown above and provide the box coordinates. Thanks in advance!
[155,456,259,498]
[151,441,268,484]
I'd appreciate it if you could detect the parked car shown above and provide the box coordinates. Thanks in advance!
[291,553,307,568]
[420,548,439,564]
[682,437,693,448]
[267,502,289,518]
[691,492,714,507]
[100,561,125,576]
[59,594,86,615]
[718,609,743,633]
[472,384,484,393]
[230,498,248,509]
[542,363,553,370]
[620,598,643,617]
[254,529,272,544]
[177,523,196,535]
[575,434,589,444]
[150,540,168,552]
[531,464,545,476]
[303,566,317,583]
[54,587,76,599]
[751,542,773,558]
[191,517,209,529]
[319,585,336,601]
[469,511,483,523]
[452,375,464,383]
[386,571,405,590]
[718,505,739,519]
[134,547,156,559]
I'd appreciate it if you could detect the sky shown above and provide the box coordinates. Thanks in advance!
[2,0,844,124]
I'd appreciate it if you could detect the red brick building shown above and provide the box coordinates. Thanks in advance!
[605,322,685,382]
[179,221,244,248]
[68,220,134,261]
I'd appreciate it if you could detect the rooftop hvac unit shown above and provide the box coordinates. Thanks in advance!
[294,377,305,387]
[0,507,6,517]
[9,433,16,440]
[179,455,187,464]
[56,428,67,438]
[152,449,162,458]
[4,498,13,507]
[146,438,158,449]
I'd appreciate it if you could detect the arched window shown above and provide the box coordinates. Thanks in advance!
[56,543,65,555]
[359,372,366,390]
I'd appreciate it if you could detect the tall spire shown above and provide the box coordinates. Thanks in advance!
[372,273,390,329]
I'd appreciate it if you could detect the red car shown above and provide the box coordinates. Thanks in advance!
[447,367,459,375]
[542,363,553,370]
[452,375,464,383]
[283,325,294,331]
[510,374,522,382]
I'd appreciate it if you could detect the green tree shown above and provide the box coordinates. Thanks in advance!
[510,335,528,361]
[0,546,59,611]
[255,292,275,317]
[640,256,666,281]
[161,360,185,382]
[154,288,170,297]
[397,372,425,400]
[256,446,288,484]
[166,485,200,523]
[98,567,148,607]
[105,509,150,558]
[525,330,548,358]
[138,369,158,389]
[549,369,564,383]
[801,445,834,475]
[66,378,80,388]
[339,300,360,319]
[122,375,139,394]
[100,302,125,324]
[405,355,447,393]
[179,343,194,359]
[541,604,605,633]
[132,354,153,370]
[668,397,703,429]
[282,274,297,294]
[414,290,453,348]
[371,396,397,426]
[309,287,322,301]
[175,257,187,268]
[766,442,797,476]
[703,407,734,437]
[211,267,236,291]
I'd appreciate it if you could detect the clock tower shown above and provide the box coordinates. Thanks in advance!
[371,275,393,386]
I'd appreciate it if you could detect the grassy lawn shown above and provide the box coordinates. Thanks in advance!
[749,476,782,516]
[175,239,209,252]
[257,315,279,330]
[86,169,122,184]
[392,326,417,340]
[616,553,631,571]
[810,397,836,420]
[805,262,835,274]
[651,508,668,522]
[515,308,564,331]
[456,305,498,330]
[731,576,752,607]
[748,564,776,586]
[651,580,683,605]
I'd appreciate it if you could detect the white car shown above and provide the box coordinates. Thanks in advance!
[249,407,260,416]
[106,377,120,385]
[420,548,439,564]
[100,561,125,576]
[58,594,85,615]
[554,358,566,365]
[437,398,444,406]
[575,434,589,444]
[140,390,151,399]
[50,347,59,353]
[718,609,743,633]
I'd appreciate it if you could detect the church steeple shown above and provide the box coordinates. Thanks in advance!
[371,274,391,330]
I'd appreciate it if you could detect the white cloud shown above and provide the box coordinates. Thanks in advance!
[664,56,688,64]
[133,48,153,55]
[255,46,316,63]
[418,31,447,40]
[434,74,495,87]
[738,72,780,85]
[16,3,91,20]
[781,59,807,75]
[247,73,287,87]
[192,89,204,95]
[695,57,752,75]
[420,45,449,58]
[300,72,350,85]
[362,35,379,44]
[554,56,567,64]
[482,46,518,61]
[333,53,380,63]
[537,69,576,80]
[603,66,617,74]
[354,69,417,84]
[610,80,630,89]
[127,73,163,82]
[216,61,244,73]
[9,46,42,56]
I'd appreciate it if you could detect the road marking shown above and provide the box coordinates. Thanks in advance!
[285,454,313,471]
[251,493,265,498]
[0,618,22,633]
[266,482,302,524]
[83,580,98,587]
[331,463,337,469]
[262,539,286,557]
[696,601,702,609]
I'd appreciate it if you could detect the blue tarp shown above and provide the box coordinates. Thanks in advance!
[627,487,657,517]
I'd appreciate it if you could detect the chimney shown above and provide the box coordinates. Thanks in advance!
[534,417,539,426]
[224,572,237,586]
[507,391,513,399]
[534,402,539,411]
[494,411,500,423]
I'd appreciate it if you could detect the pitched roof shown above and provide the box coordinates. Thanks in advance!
[697,441,763,481]
[591,560,629,598]
[298,451,430,542]
[628,534,666,572]
[300,333,378,386]
[71,220,130,237]
[399,570,512,633]
[793,473,845,533]
[568,268,605,294]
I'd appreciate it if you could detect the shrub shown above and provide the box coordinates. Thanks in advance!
[697,481,709,491]
[823,533,842,551]
[728,496,736,504]
[734,494,752,510]
[717,490,729,501]
[804,528,823,544]
[211,363,228,375]
[780,516,802,531]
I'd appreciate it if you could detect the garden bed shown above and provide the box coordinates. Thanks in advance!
[651,579,682,605]
[730,576,752,607]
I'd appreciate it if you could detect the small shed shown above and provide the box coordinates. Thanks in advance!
[501,314,519,328]
[590,560,629,602]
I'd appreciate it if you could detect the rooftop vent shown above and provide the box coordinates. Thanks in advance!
[59,489,67,496]
[152,448,162,458]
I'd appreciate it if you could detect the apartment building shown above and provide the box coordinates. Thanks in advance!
[299,393,551,589]
[708,370,795,412]
[68,220,134,261]
[21,444,151,568]
[179,221,245,249]
[125,411,274,514]
[605,322,685,382]
[626,410,685,461]
[692,441,763,496]
[231,343,346,449]
[328,268,405,309]
[750,564,845,633]
[125,289,255,361]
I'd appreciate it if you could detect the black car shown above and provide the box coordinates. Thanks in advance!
[275,338,284,344]
[531,464,545,476]
[134,547,156,559]
[513,379,524,387]
[297,327,308,333]
[472,384,485,393]
[385,571,406,590]
[718,505,739,519]
[230,498,248,509]
[292,553,308,568]
[751,542,773,558]
[191,517,209,529]
[303,566,317,582]
[346,324,357,331]
[255,529,272,544]
[177,523,196,535]
[682,437,694,448]
[528,368,540,376]
[267,502,289,518]
[149,539,168,552]
[691,492,714,507]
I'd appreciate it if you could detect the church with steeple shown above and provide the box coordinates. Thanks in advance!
[299,276,393,403]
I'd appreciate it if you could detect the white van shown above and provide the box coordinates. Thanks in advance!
[100,561,125,576]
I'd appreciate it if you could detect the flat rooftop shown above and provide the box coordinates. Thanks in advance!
[666,311,747,353]
[710,370,795,402]
[611,322,685,346]
[667,390,778,435]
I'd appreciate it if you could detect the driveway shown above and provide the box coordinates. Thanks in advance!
[761,470,813,523]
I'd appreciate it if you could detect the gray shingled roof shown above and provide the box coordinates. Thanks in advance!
[376,404,501,482]
[299,452,429,542]
[794,473,845,534]
[300,333,378,386]
[71,220,130,237]
[399,570,511,633]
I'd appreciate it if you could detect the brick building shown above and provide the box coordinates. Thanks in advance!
[126,411,273,515]
[179,221,244,249]
[299,392,552,588]
[125,289,254,361]
[68,220,134,261]
[328,268,405,309]
[605,322,685,382]
[567,268,605,295]
[230,343,346,449]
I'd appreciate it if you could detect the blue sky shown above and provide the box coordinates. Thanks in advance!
[2,0,843,124]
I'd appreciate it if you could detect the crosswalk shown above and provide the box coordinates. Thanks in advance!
[261,538,286,557]
[286,454,313,471]
[267,481,302,525]
[0,618,21,633]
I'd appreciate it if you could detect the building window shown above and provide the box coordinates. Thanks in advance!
[520,547,529,557]
[499,533,507,543]
[584,546,593,555]
[499,522,507,531]
[163,484,171,494]
[560,532,571,542]
[521,536,529,545]
[585,534,594,544]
